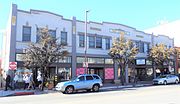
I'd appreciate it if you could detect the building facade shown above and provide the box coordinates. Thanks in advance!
[2,4,175,84]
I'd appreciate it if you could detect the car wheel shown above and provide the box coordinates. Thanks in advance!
[65,86,74,94]
[163,80,167,85]
[92,84,100,92]
[175,80,179,84]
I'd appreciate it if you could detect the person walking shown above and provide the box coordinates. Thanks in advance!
[5,74,13,91]
[37,71,43,90]
[28,73,35,90]
[23,74,30,90]
[13,73,18,89]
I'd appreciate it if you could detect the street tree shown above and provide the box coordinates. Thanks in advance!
[109,35,138,85]
[22,27,68,90]
[149,43,174,78]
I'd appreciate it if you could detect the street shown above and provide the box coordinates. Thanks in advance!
[0,85,180,104]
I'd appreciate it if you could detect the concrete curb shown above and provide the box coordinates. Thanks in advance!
[100,84,152,90]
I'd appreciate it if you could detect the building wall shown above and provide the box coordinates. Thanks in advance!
[3,4,175,83]
[16,10,73,53]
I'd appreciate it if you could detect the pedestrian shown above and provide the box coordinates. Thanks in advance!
[5,74,13,91]
[23,74,30,90]
[13,73,19,89]
[37,71,43,90]
[28,72,35,90]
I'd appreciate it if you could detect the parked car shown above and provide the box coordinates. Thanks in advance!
[55,74,103,94]
[153,74,179,85]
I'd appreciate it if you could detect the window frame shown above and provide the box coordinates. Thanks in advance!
[22,26,31,42]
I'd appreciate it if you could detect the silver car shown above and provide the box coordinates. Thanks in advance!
[55,74,103,94]
[153,74,179,85]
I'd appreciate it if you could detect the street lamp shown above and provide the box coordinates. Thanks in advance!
[84,10,90,74]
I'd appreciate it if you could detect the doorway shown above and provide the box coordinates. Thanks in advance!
[88,68,104,80]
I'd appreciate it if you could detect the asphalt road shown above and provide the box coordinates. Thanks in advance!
[0,84,180,104]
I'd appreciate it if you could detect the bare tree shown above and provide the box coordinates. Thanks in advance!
[23,27,68,90]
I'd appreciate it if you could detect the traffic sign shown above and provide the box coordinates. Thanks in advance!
[9,62,17,70]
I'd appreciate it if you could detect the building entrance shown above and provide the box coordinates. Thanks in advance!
[88,68,104,80]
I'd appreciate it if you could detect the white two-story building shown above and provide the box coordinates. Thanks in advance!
[2,4,174,83]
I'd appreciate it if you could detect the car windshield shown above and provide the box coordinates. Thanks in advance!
[157,75,167,78]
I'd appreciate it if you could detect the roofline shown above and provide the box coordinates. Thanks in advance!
[17,9,72,22]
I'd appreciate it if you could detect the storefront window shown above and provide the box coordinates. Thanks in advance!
[57,68,71,80]
[105,59,113,64]
[58,57,71,63]
[146,60,152,65]
[77,57,85,63]
[88,58,104,64]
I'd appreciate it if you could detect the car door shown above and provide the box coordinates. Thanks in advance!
[166,75,171,83]
[75,76,86,90]
[167,75,173,83]
[85,75,94,89]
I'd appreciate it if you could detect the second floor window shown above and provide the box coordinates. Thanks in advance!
[49,30,56,38]
[105,38,110,49]
[22,26,31,42]
[61,31,67,45]
[79,35,85,47]
[89,36,95,48]
[96,37,102,48]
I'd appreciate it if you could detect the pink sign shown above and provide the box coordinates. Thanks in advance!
[76,68,85,76]
[105,68,114,79]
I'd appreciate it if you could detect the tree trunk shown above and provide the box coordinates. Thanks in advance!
[153,61,156,79]
[41,66,46,91]
[119,64,125,85]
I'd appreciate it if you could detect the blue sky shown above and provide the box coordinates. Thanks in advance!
[0,0,180,52]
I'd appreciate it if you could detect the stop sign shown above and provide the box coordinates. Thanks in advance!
[9,62,17,70]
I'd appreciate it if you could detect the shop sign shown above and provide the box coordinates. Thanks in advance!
[109,28,130,35]
[105,68,114,79]
[136,59,145,65]
[90,27,101,31]
[136,35,144,38]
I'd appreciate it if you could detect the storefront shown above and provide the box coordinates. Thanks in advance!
[76,57,114,83]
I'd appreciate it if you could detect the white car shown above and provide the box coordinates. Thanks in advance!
[153,74,179,85]
[55,74,103,94]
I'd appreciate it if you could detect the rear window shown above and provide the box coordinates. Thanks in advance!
[93,75,100,79]
[86,76,94,80]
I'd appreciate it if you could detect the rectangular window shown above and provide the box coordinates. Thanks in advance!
[96,37,102,48]
[88,57,104,64]
[61,31,67,45]
[77,57,85,63]
[105,59,113,64]
[36,28,41,42]
[135,41,139,49]
[105,38,110,49]
[144,43,149,53]
[139,42,144,53]
[22,26,31,41]
[89,36,95,48]
[79,35,85,47]
[58,57,71,63]
[49,30,56,38]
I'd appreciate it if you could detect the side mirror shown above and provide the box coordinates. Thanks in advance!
[76,79,80,82]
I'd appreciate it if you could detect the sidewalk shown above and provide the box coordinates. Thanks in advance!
[0,81,153,97]
[101,81,153,90]
[0,89,57,97]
